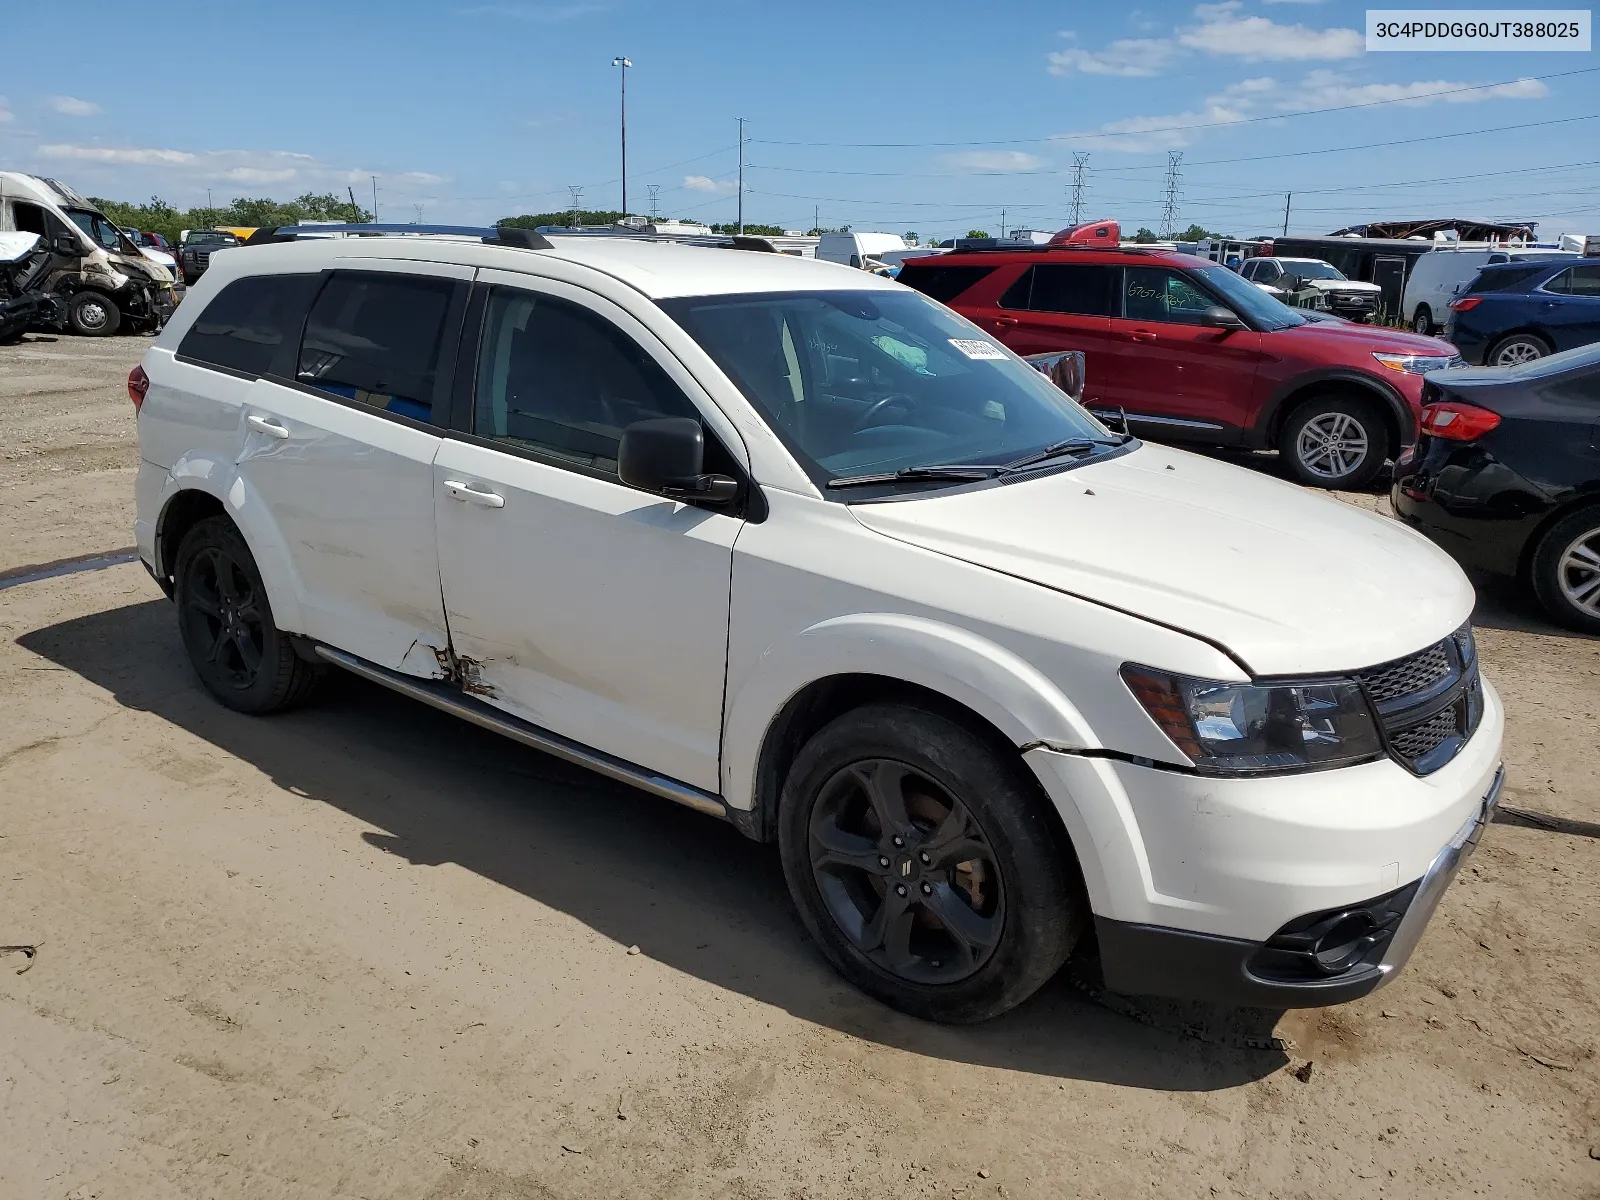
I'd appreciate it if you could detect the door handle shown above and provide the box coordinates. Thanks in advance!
[245,413,289,439]
[444,479,506,509]
[1129,330,1157,343]
[994,316,1019,328]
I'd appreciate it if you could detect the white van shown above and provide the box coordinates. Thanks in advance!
[816,231,908,270]
[1402,246,1578,335]
[0,172,177,335]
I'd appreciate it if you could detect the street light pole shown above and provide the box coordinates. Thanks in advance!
[612,57,631,217]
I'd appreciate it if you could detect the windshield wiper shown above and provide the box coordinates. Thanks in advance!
[826,464,998,490]
[1000,436,1126,474]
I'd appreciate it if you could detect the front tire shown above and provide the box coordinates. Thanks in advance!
[67,290,120,337]
[778,703,1083,1024]
[1529,506,1600,635]
[174,516,321,714]
[1280,395,1391,490]
[1487,333,1550,367]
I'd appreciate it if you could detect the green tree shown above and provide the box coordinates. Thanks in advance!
[500,210,631,229]
[1176,223,1228,241]
[1131,227,1160,243]
[904,231,918,245]
[90,193,372,246]
[710,223,787,236]
[966,229,991,239]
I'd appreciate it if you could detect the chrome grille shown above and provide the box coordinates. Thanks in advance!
[1357,625,1480,775]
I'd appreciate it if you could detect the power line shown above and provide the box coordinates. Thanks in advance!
[750,66,1600,148]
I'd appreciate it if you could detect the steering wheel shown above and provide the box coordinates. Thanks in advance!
[853,392,915,432]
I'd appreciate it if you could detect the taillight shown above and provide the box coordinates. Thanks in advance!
[128,364,150,412]
[1448,296,1482,312]
[1420,401,1500,441]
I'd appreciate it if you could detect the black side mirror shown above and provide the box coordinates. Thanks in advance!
[618,417,739,504]
[1023,350,1086,403]
[1202,305,1246,330]
[52,233,81,256]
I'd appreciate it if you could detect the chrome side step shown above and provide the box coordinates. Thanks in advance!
[314,645,730,822]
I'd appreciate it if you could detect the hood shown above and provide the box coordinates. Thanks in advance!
[1302,278,1381,294]
[1278,319,1455,356]
[849,445,1473,676]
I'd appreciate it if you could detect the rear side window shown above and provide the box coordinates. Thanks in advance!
[1546,266,1600,297]
[296,272,456,423]
[178,273,319,377]
[1000,264,1117,316]
[1467,265,1549,294]
[897,263,998,303]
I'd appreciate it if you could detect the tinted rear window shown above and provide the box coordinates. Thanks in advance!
[296,272,456,423]
[897,263,997,303]
[999,264,1116,316]
[1467,265,1550,294]
[178,274,319,376]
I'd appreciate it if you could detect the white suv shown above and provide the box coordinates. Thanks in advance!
[131,228,1504,1023]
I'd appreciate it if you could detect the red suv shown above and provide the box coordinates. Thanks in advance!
[900,234,1462,489]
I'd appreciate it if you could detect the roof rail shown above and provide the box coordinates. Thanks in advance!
[243,222,554,250]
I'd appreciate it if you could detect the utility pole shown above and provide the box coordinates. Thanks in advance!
[1069,153,1089,225]
[347,185,359,219]
[647,184,661,222]
[1282,192,1292,236]
[1001,207,1007,239]
[371,176,379,223]
[813,204,819,234]
[206,188,213,221]
[612,56,632,216]
[1159,151,1182,239]
[735,117,746,234]
[568,186,584,228]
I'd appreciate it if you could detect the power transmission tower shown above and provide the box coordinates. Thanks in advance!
[1069,153,1090,225]
[412,203,424,224]
[568,185,584,228]
[1159,151,1182,239]
[647,184,661,221]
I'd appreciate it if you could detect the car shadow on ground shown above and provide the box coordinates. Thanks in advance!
[19,597,1289,1091]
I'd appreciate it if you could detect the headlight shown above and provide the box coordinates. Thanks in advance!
[1372,352,1458,375]
[1122,665,1384,775]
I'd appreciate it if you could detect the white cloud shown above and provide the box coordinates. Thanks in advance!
[1048,37,1180,77]
[41,143,196,165]
[1263,0,1328,4]
[683,174,737,193]
[224,166,298,184]
[49,95,100,116]
[1296,69,1548,106]
[393,171,447,186]
[1050,2,1361,77]
[0,96,12,124]
[942,150,1048,171]
[1178,2,1363,59]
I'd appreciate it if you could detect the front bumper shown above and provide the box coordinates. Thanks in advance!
[1093,765,1503,1007]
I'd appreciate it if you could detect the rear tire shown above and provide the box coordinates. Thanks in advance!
[1280,395,1391,490]
[1487,333,1550,367]
[67,290,120,337]
[174,516,322,714]
[1411,306,1433,335]
[777,702,1083,1024]
[1529,506,1600,635]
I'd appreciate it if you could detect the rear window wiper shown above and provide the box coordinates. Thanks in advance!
[999,436,1124,474]
[826,464,998,489]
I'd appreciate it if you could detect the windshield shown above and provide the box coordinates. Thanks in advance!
[187,231,238,247]
[662,288,1115,493]
[66,208,131,254]
[1192,264,1306,331]
[1282,261,1345,281]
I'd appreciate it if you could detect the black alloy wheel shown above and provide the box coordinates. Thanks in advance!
[779,703,1082,1023]
[174,516,321,714]
[808,758,1004,985]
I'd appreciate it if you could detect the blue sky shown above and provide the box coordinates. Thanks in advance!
[2,1,1595,241]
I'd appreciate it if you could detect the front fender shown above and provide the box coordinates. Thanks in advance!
[156,451,307,634]
[721,612,1098,814]
[1253,368,1414,451]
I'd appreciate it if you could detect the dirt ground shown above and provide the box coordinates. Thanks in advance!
[2,331,1597,1200]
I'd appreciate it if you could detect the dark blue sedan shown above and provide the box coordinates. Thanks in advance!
[1446,257,1600,366]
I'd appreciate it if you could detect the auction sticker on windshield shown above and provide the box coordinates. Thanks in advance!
[948,338,1007,360]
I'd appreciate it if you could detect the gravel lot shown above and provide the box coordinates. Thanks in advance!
[3,331,1598,1200]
